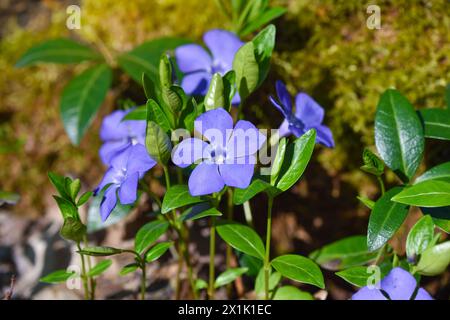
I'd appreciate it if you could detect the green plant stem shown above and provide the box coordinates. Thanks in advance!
[225,188,234,297]
[83,236,95,300]
[374,244,387,265]
[76,242,89,300]
[163,165,171,189]
[377,176,385,195]
[264,196,274,300]
[140,261,147,300]
[208,217,217,300]
[243,200,254,227]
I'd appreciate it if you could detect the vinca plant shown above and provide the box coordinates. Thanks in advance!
[16,0,450,301]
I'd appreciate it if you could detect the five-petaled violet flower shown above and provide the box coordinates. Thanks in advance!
[95,144,156,221]
[172,108,266,196]
[99,110,146,165]
[269,81,334,148]
[352,267,433,300]
[175,29,243,104]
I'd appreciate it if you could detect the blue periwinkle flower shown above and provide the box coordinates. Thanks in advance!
[99,109,146,165]
[269,81,334,148]
[352,267,433,300]
[175,29,243,104]
[172,108,266,196]
[95,144,156,221]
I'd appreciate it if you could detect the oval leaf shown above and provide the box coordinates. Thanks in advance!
[271,254,324,289]
[415,162,450,184]
[416,241,450,276]
[273,286,313,300]
[135,220,169,254]
[214,267,248,288]
[233,178,271,205]
[79,246,123,256]
[145,241,173,262]
[161,185,205,214]
[417,108,450,141]
[40,269,76,284]
[119,263,139,276]
[392,180,450,207]
[233,42,259,100]
[406,215,434,260]
[87,259,112,277]
[204,73,225,111]
[252,24,276,87]
[145,121,172,164]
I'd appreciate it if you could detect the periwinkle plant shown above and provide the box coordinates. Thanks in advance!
[36,1,450,301]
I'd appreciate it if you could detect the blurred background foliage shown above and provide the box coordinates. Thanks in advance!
[0,0,449,216]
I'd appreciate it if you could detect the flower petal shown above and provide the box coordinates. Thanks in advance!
[203,29,243,71]
[231,91,241,105]
[227,120,266,158]
[181,72,211,95]
[188,162,224,196]
[380,267,417,300]
[219,155,255,189]
[172,138,209,168]
[194,108,233,147]
[275,80,292,112]
[100,110,129,141]
[278,119,290,137]
[315,124,335,148]
[295,93,324,126]
[126,144,156,176]
[175,44,212,73]
[100,185,118,222]
[110,146,132,170]
[99,141,130,165]
[118,172,139,205]
[414,288,433,300]
[95,167,122,195]
[351,286,387,300]
[269,95,291,119]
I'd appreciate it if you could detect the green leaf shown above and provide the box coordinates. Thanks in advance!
[142,72,159,101]
[68,179,81,201]
[233,178,271,205]
[77,191,92,207]
[357,196,375,210]
[159,53,173,87]
[271,254,324,289]
[374,89,424,182]
[135,220,169,254]
[87,259,112,277]
[145,241,173,262]
[79,246,124,256]
[233,42,259,100]
[406,215,434,260]
[122,105,147,121]
[162,85,184,114]
[392,180,450,207]
[416,241,450,276]
[252,24,276,88]
[60,217,86,242]
[223,71,236,110]
[40,269,76,283]
[119,263,139,276]
[417,108,450,141]
[16,38,100,67]
[48,172,71,199]
[239,253,263,277]
[275,129,316,191]
[117,37,189,83]
[336,265,389,287]
[421,206,450,233]
[273,286,314,300]
[446,83,450,109]
[145,121,172,164]
[255,268,281,298]
[240,8,286,36]
[415,162,450,184]
[0,191,20,206]
[146,99,173,132]
[161,185,205,214]
[309,235,376,270]
[204,73,225,111]
[178,203,222,222]
[195,279,208,290]
[360,148,384,176]
[214,267,248,288]
[216,221,265,260]
[270,137,287,185]
[368,187,410,251]
[60,64,112,144]
[53,195,79,220]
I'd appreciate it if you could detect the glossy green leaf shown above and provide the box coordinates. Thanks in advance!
[309,235,376,270]
[415,162,450,184]
[0,191,20,206]
[40,269,76,283]
[255,268,281,298]
[145,241,173,262]
[270,137,287,185]
[223,71,236,110]
[240,8,286,36]
[178,203,222,222]
[60,217,86,242]
[368,187,410,251]
[374,89,424,182]
[275,129,316,191]
[77,191,92,207]
[135,220,169,254]
[233,178,271,205]
[357,196,375,210]
[392,180,450,207]
[142,72,159,101]
[271,254,324,289]
[406,215,434,260]
[48,172,70,200]
[162,185,205,214]
[421,206,450,233]
[119,263,139,276]
[53,196,78,220]
[16,38,100,67]
[60,64,112,144]
[122,105,147,121]
[146,99,173,132]
[416,241,450,276]
[204,73,225,111]
[233,42,259,99]
[239,253,263,277]
[68,179,81,201]
[195,279,208,290]
[214,267,248,288]
[360,148,384,176]
[417,108,450,141]
[273,286,313,300]
[336,265,389,287]
[159,53,173,87]
[216,221,265,260]
[117,37,189,83]
[162,85,184,114]
[145,121,172,164]
[87,259,112,277]
[78,246,123,256]
[252,24,276,88]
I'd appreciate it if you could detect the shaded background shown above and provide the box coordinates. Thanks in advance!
[0,0,449,299]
